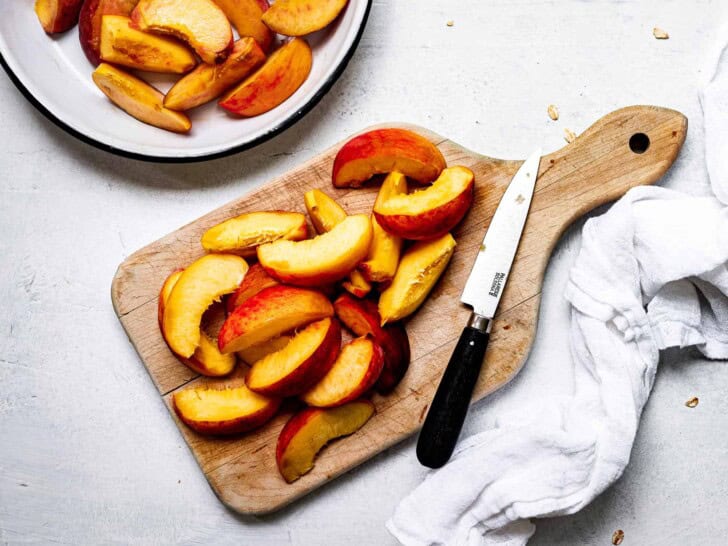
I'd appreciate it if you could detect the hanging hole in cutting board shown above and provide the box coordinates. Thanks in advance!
[629,133,650,154]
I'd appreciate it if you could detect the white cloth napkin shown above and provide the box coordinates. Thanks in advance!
[387,36,728,546]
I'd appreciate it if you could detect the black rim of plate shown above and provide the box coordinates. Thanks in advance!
[0,0,372,164]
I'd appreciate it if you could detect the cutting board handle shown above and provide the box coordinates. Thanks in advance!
[533,105,688,236]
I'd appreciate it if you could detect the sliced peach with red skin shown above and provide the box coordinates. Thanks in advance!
[332,128,447,188]
[236,335,292,365]
[304,189,347,234]
[262,0,348,37]
[92,63,192,133]
[374,166,474,240]
[79,0,139,65]
[276,399,374,483]
[379,233,456,324]
[159,269,236,377]
[35,0,84,34]
[303,189,371,297]
[201,211,308,257]
[219,38,312,117]
[100,15,197,74]
[246,317,341,397]
[213,0,273,52]
[342,269,372,298]
[162,254,248,358]
[173,374,280,436]
[164,37,266,111]
[359,172,407,282]
[258,214,373,287]
[226,262,279,313]
[219,285,334,353]
[334,294,410,393]
[131,0,233,64]
[301,336,384,407]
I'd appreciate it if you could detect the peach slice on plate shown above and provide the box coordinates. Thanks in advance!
[334,294,410,393]
[92,63,192,133]
[301,336,384,407]
[332,128,447,188]
[131,0,233,64]
[379,233,456,324]
[213,0,273,52]
[359,172,407,282]
[236,335,292,365]
[159,269,236,376]
[79,0,139,65]
[219,285,334,353]
[173,377,280,435]
[246,317,341,397]
[219,37,312,117]
[258,214,373,286]
[164,37,266,111]
[276,399,374,483]
[100,15,197,74]
[35,0,84,34]
[374,166,475,240]
[226,262,279,313]
[162,253,248,358]
[262,0,349,37]
[201,211,307,257]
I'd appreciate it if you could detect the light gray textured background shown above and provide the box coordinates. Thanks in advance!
[2,1,727,544]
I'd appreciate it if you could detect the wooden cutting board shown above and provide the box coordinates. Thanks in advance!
[112,105,687,515]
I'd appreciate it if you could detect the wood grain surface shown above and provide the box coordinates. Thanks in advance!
[111,105,686,515]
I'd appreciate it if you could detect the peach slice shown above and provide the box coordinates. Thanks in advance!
[262,0,348,37]
[332,128,447,188]
[236,335,292,365]
[159,269,236,377]
[359,172,407,282]
[303,189,371,297]
[213,0,273,52]
[35,0,84,34]
[162,254,248,358]
[379,233,456,324]
[304,189,347,234]
[92,63,192,133]
[219,285,334,353]
[100,15,197,74]
[201,211,307,257]
[342,269,372,298]
[131,0,233,64]
[258,214,373,286]
[301,336,384,407]
[276,399,374,483]
[219,37,312,117]
[79,0,139,65]
[333,294,410,393]
[226,262,279,313]
[164,37,266,111]
[246,317,341,397]
[374,166,475,240]
[173,376,280,435]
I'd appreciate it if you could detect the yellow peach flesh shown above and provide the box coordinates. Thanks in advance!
[379,233,456,324]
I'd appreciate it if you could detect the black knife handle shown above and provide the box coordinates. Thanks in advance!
[416,315,490,469]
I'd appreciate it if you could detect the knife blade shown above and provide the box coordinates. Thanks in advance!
[416,149,542,468]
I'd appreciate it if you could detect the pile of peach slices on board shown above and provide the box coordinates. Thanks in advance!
[155,128,476,483]
[33,0,352,133]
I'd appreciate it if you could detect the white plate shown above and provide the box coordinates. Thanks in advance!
[0,0,371,162]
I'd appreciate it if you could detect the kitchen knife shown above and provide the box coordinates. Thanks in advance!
[416,149,542,468]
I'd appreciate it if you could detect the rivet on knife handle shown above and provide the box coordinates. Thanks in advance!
[416,314,490,468]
